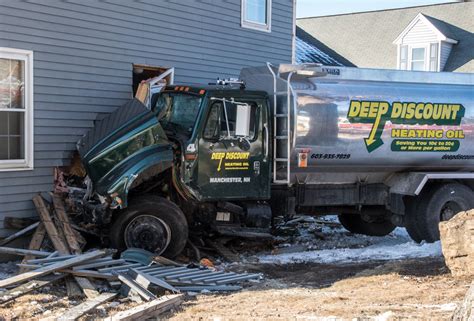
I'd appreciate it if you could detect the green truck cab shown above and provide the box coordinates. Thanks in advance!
[78,85,272,257]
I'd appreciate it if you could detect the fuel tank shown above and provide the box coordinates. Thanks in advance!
[241,65,474,184]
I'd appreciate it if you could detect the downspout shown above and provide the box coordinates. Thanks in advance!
[292,0,297,63]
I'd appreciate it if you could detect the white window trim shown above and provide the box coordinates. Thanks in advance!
[241,0,272,33]
[0,47,34,171]
[409,45,429,71]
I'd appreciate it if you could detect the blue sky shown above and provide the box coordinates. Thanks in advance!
[296,0,458,18]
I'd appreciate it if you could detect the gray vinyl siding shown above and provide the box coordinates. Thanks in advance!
[440,41,453,71]
[0,0,294,236]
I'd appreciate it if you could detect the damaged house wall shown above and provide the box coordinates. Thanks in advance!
[0,0,294,237]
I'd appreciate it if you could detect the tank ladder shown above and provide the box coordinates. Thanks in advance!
[266,63,293,185]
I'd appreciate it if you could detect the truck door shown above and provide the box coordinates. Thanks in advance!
[196,97,270,200]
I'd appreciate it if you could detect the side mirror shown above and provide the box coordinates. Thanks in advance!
[235,104,251,137]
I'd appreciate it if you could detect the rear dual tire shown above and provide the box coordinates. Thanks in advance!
[405,183,474,243]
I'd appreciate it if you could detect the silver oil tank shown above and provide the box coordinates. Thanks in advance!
[241,65,474,185]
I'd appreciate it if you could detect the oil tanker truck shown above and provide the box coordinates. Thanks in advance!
[76,64,474,257]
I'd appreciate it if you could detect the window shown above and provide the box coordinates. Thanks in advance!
[429,43,439,72]
[0,48,33,171]
[399,45,408,70]
[241,0,271,32]
[411,47,426,71]
[203,101,257,140]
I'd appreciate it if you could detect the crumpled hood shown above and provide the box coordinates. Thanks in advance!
[77,99,172,196]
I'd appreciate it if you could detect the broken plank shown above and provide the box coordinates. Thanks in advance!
[52,193,82,254]
[0,274,65,305]
[130,269,179,293]
[0,246,51,257]
[20,223,47,273]
[105,294,184,321]
[0,250,105,288]
[57,292,118,321]
[32,195,70,255]
[0,222,40,247]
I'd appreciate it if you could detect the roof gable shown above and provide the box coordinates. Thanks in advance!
[393,13,458,45]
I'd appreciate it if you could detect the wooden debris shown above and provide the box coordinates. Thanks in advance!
[3,217,39,230]
[152,255,183,267]
[20,223,47,272]
[0,222,40,247]
[52,193,82,254]
[32,195,70,255]
[206,239,240,262]
[0,274,65,305]
[0,250,105,288]
[58,292,118,321]
[104,294,184,321]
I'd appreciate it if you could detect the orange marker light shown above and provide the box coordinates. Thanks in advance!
[199,89,206,95]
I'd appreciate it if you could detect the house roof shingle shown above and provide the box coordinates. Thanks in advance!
[297,2,474,72]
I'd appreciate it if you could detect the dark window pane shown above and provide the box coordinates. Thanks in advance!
[0,137,8,159]
[9,136,24,159]
[0,111,7,135]
[8,111,24,135]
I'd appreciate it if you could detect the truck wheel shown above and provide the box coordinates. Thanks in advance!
[405,183,474,243]
[338,214,396,236]
[110,196,188,258]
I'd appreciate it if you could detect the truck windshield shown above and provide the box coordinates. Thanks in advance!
[152,93,202,132]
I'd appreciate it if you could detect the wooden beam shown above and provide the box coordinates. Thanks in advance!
[32,195,70,255]
[57,292,118,321]
[0,222,40,247]
[0,250,105,288]
[52,193,82,254]
[105,294,184,321]
[0,274,65,305]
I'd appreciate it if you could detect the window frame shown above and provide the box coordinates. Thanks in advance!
[0,47,34,171]
[241,0,272,33]
[409,46,428,71]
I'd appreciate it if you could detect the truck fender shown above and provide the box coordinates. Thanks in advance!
[96,145,173,209]
[386,172,474,196]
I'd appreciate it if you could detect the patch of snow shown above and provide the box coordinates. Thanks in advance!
[258,240,442,264]
[259,217,442,265]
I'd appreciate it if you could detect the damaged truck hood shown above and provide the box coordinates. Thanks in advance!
[77,99,173,207]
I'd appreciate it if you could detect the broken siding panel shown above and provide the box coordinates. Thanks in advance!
[0,0,293,230]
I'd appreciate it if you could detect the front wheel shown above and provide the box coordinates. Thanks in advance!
[338,213,396,236]
[110,196,188,258]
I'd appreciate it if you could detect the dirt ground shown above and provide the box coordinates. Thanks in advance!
[166,258,471,320]
[0,217,471,320]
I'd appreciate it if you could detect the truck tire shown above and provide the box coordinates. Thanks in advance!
[338,213,396,236]
[405,183,474,243]
[109,196,188,258]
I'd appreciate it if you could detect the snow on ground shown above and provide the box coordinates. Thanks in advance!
[257,216,443,265]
